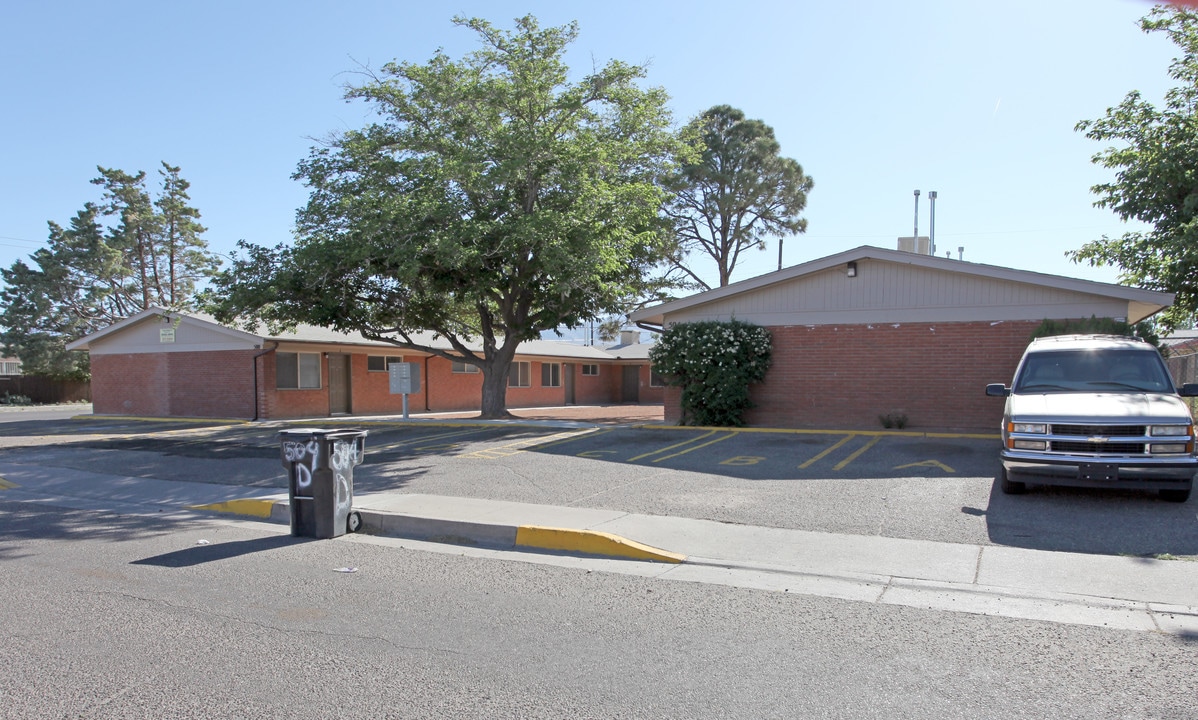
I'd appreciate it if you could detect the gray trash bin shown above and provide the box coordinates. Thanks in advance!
[279,428,368,539]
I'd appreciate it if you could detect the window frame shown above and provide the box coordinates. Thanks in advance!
[541,362,562,388]
[367,355,405,372]
[508,361,531,388]
[451,360,480,374]
[276,351,322,390]
[650,366,666,388]
[581,364,599,376]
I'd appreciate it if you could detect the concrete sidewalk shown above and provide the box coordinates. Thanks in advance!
[2,459,1196,636]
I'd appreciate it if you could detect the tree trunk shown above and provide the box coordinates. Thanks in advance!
[477,333,519,419]
[479,360,513,418]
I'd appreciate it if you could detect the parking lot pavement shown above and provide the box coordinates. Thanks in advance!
[1,414,1196,559]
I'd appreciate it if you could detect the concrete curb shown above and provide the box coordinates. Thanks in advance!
[195,498,687,563]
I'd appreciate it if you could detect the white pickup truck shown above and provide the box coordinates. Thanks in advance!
[985,334,1198,502]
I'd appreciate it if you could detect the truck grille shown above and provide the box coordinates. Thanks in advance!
[1051,424,1145,437]
[1051,441,1146,454]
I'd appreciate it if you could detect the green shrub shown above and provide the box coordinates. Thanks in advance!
[1032,316,1160,347]
[648,319,772,427]
[0,392,32,406]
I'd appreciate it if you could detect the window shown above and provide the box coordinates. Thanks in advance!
[452,361,480,374]
[277,352,321,389]
[581,364,599,376]
[541,363,561,388]
[650,366,666,387]
[509,361,531,388]
[0,361,19,375]
[368,355,404,372]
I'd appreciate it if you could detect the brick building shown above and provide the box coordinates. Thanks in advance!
[67,310,662,420]
[629,245,1174,431]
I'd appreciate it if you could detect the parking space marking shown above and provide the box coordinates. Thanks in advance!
[798,434,856,469]
[895,459,956,473]
[463,428,608,459]
[627,428,737,462]
[0,476,16,490]
[833,435,882,470]
[656,428,737,462]
[371,427,497,453]
[626,429,723,463]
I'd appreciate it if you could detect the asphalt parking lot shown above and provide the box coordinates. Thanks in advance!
[2,413,1196,559]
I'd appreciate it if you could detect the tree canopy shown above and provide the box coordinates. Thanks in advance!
[0,163,217,378]
[1073,5,1198,329]
[208,15,680,417]
[665,105,813,289]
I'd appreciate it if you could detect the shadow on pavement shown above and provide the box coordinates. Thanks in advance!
[0,500,175,560]
[981,476,1198,557]
[131,535,311,567]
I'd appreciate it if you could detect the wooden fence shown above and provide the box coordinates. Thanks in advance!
[0,376,91,404]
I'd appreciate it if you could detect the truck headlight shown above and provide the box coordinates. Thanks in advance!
[1010,422,1047,434]
[1150,443,1191,454]
[1013,439,1048,451]
[1149,424,1192,437]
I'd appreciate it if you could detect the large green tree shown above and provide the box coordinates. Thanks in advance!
[665,105,813,289]
[0,163,217,378]
[208,15,679,417]
[1073,5,1198,329]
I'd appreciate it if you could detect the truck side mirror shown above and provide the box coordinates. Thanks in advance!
[985,384,1010,397]
[1179,383,1198,397]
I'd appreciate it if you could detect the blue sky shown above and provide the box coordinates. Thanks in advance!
[0,0,1180,296]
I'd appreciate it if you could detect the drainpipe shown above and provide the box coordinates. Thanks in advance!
[251,342,278,421]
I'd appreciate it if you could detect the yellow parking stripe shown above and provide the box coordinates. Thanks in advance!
[627,429,720,462]
[833,435,882,470]
[463,428,606,458]
[799,434,855,469]
[651,431,738,463]
[0,476,17,490]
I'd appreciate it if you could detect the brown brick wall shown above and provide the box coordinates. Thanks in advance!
[92,350,257,418]
[663,320,1038,430]
[94,348,660,419]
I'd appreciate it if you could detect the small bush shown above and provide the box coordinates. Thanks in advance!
[878,413,908,429]
[0,392,32,406]
[1032,316,1159,347]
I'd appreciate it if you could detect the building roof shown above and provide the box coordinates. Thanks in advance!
[628,245,1174,327]
[66,307,628,362]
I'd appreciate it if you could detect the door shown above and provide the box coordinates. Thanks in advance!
[564,363,575,404]
[621,366,639,403]
[328,354,351,414]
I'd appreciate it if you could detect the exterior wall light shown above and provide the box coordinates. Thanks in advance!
[846,261,857,277]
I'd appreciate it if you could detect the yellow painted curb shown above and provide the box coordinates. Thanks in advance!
[635,424,999,440]
[515,525,685,564]
[73,415,248,425]
[191,498,278,518]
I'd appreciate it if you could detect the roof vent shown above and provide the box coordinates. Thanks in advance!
[619,330,641,345]
[897,236,930,254]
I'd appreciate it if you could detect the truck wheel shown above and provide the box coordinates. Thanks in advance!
[1160,488,1191,503]
[1000,468,1026,495]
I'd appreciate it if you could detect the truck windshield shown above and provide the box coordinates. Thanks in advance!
[1014,349,1174,394]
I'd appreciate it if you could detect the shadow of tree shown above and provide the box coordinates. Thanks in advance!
[0,500,176,560]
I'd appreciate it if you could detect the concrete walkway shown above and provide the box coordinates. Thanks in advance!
[1,458,1195,636]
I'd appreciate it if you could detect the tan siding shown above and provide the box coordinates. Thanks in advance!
[89,316,258,355]
[667,259,1132,326]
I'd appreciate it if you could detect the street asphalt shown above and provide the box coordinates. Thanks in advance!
[1,411,1196,637]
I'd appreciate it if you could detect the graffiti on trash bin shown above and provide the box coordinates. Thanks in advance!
[330,439,360,512]
[283,439,320,496]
